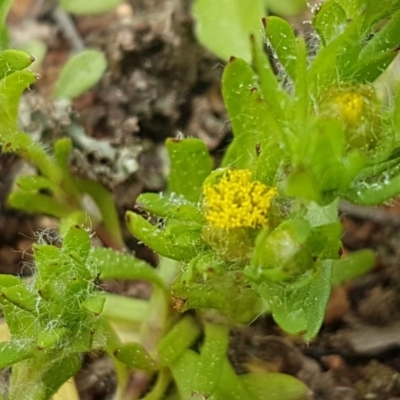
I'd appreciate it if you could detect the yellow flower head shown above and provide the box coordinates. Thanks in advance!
[202,169,278,229]
[331,90,367,127]
[321,85,376,128]
[319,85,381,151]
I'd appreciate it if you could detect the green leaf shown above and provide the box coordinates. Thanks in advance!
[114,342,158,371]
[360,9,400,59]
[1,302,37,338]
[0,274,20,289]
[41,353,82,398]
[0,0,12,47]
[171,351,252,400]
[285,169,321,203]
[18,39,47,72]
[257,259,333,341]
[248,36,291,184]
[332,249,375,285]
[222,58,276,169]
[81,294,106,316]
[170,349,201,399]
[1,285,37,314]
[54,49,107,100]
[166,138,212,203]
[251,34,289,121]
[209,360,252,400]
[0,70,36,132]
[313,2,347,45]
[62,224,91,261]
[333,0,360,20]
[0,340,33,368]
[8,190,72,218]
[350,50,398,83]
[93,247,167,292]
[346,172,400,205]
[136,193,203,223]
[287,118,366,203]
[60,0,123,14]
[307,19,361,96]
[293,37,308,126]
[126,211,203,262]
[250,219,312,282]
[157,315,201,367]
[240,372,309,400]
[265,17,297,80]
[360,0,400,26]
[192,0,265,62]
[0,49,34,80]
[102,293,149,325]
[15,175,55,191]
[395,82,400,134]
[169,323,232,398]
[36,328,68,350]
[33,244,61,288]
[193,323,229,396]
[304,199,339,227]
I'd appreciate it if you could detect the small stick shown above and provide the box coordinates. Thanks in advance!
[52,6,85,52]
[339,200,400,226]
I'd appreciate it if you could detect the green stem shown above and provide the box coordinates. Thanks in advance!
[76,178,125,250]
[139,257,180,363]
[9,362,47,400]
[141,368,172,400]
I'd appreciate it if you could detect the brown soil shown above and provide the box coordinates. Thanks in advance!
[2,1,400,399]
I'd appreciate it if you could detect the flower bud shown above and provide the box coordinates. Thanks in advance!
[319,85,381,152]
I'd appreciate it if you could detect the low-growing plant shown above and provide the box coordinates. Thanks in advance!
[1,0,400,399]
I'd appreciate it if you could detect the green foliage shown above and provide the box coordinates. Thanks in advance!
[192,0,265,62]
[0,0,12,47]
[2,1,400,399]
[166,138,213,202]
[54,49,107,100]
[0,49,123,248]
[130,0,400,343]
[0,226,102,399]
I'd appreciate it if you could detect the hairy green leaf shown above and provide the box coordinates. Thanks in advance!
[166,138,213,203]
[265,16,297,80]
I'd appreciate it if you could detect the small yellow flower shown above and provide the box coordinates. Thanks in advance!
[329,87,376,127]
[331,90,366,127]
[202,169,278,229]
[319,85,381,151]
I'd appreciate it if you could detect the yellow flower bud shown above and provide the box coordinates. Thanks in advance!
[319,85,381,151]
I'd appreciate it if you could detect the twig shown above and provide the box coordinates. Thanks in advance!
[52,6,85,52]
[339,200,400,226]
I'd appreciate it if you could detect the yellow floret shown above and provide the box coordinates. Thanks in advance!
[202,169,278,229]
[331,88,372,127]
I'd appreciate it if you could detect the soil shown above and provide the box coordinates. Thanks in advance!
[2,1,400,399]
